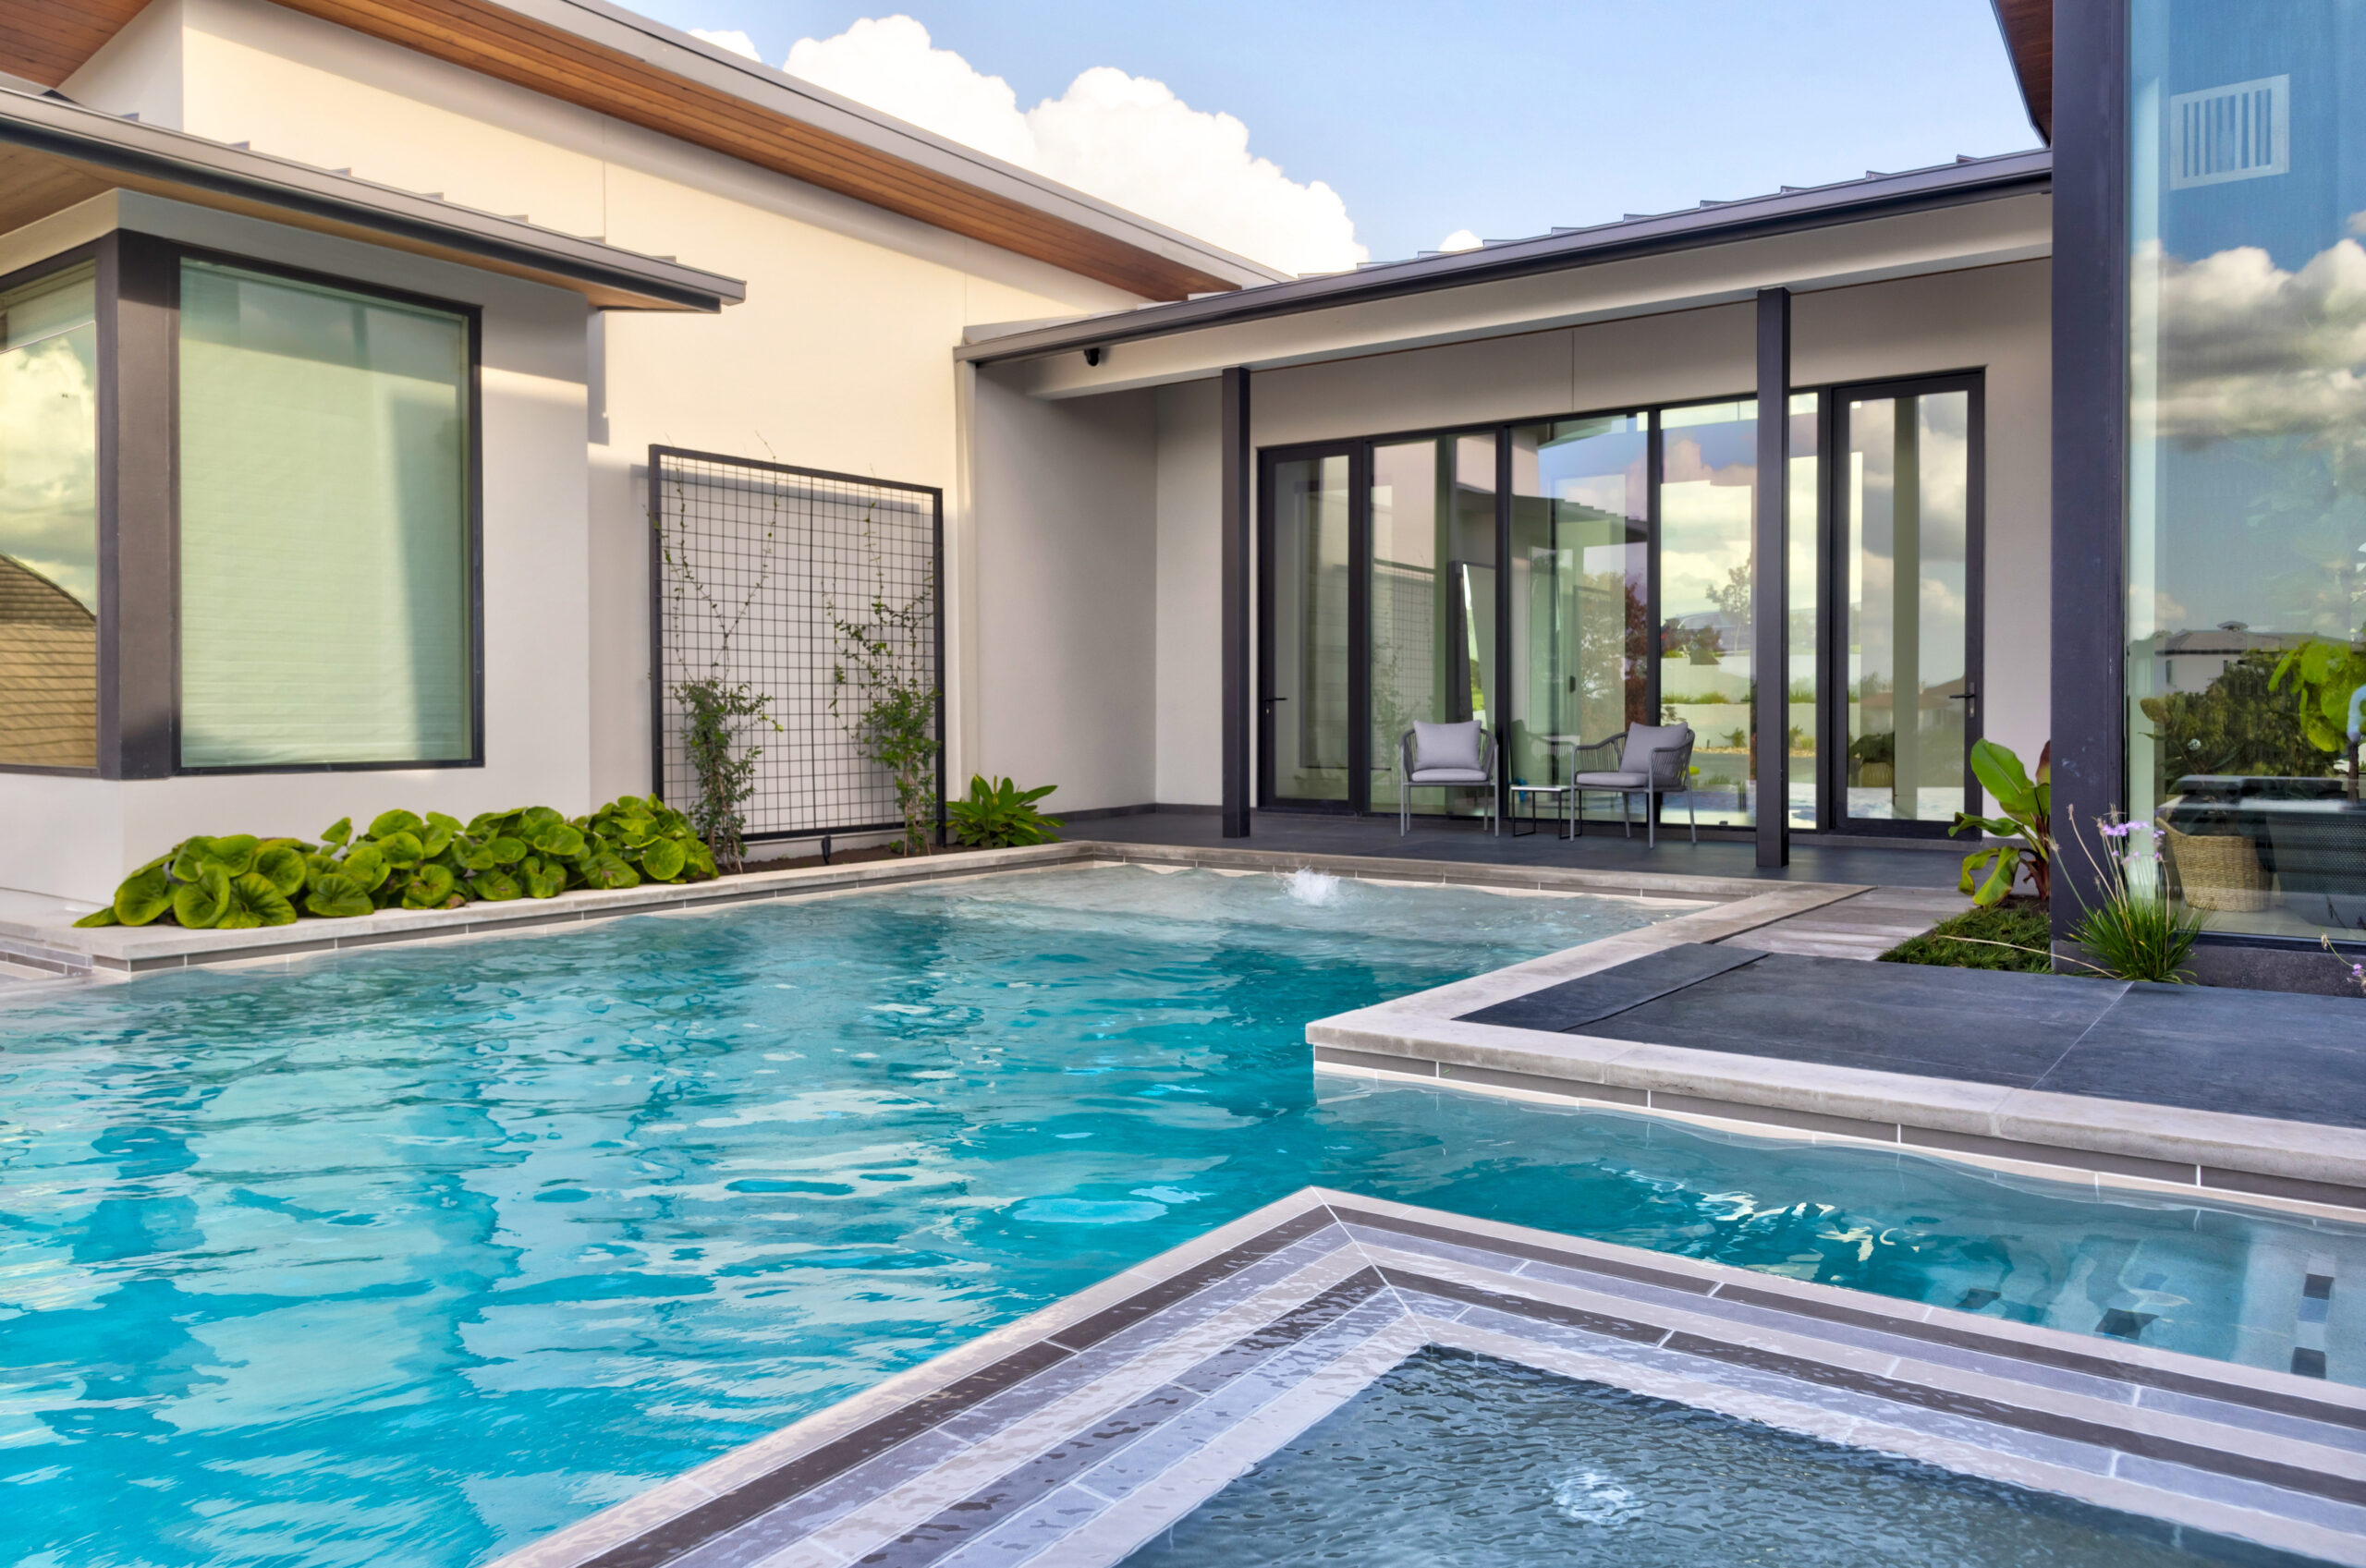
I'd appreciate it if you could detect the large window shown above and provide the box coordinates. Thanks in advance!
[2129,3,2366,938]
[0,261,99,770]
[177,261,475,770]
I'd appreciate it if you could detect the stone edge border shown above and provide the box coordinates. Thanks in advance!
[1309,922,2366,1210]
[0,839,1794,979]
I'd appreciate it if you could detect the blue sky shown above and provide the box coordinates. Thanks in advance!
[624,0,2041,271]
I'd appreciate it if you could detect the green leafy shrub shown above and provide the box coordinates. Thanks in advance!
[1878,903,2054,972]
[2274,637,2366,758]
[676,676,778,873]
[946,775,1061,849]
[73,794,716,930]
[1949,738,2053,906]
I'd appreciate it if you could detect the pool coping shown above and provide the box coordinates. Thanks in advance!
[0,839,1819,979]
[489,1187,2366,1568]
[1309,921,2366,1215]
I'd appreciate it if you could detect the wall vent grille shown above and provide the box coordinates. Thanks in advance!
[2170,75,2289,188]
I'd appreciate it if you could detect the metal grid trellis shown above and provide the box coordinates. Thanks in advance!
[649,445,944,846]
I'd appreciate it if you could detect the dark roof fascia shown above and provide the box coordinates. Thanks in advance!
[958,149,2054,366]
[0,88,746,311]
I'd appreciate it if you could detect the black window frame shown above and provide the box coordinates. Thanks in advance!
[167,243,485,776]
[0,230,486,782]
[1253,374,1991,836]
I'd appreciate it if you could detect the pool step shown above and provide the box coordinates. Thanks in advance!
[499,1189,2366,1568]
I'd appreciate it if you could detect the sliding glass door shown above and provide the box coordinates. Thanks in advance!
[1829,378,1982,831]
[1260,446,1359,806]
[1507,417,1647,814]
[1251,378,1975,834]
[1371,433,1497,817]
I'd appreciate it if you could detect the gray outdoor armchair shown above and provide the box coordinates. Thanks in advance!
[1397,720,1497,835]
[1570,723,1696,847]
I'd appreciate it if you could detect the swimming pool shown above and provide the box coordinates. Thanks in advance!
[1119,1347,2311,1567]
[0,864,2357,1568]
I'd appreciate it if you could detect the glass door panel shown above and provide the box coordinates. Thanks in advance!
[1841,388,1973,826]
[1371,433,1496,816]
[1508,416,1647,816]
[1266,453,1352,803]
[1658,400,1761,828]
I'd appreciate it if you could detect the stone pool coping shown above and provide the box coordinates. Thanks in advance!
[491,1187,2366,1568]
[0,839,1823,978]
[1311,917,2366,1213]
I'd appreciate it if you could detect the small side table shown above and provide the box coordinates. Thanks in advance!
[1508,735,1583,839]
[1507,781,1575,838]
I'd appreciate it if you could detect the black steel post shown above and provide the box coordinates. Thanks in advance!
[1753,286,1792,868]
[1221,366,1252,837]
[2050,0,2128,950]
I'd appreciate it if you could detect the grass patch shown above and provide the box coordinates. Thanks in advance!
[1878,901,2053,972]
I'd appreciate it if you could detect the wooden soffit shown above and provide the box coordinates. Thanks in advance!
[1992,0,2053,142]
[0,0,1254,301]
[0,0,150,90]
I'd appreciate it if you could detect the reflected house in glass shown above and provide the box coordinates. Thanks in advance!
[0,551,94,769]
[0,0,2349,985]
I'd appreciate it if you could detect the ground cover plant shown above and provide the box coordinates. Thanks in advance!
[1877,900,2054,972]
[74,795,715,930]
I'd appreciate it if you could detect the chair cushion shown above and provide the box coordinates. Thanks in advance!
[1621,723,1689,760]
[1409,767,1491,784]
[1410,719,1485,772]
[1572,771,1650,788]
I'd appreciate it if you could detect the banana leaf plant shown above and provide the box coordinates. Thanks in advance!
[74,795,719,930]
[1948,739,2052,906]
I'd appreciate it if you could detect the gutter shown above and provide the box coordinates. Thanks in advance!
[0,87,746,311]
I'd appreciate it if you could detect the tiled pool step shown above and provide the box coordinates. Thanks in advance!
[495,1190,2366,1568]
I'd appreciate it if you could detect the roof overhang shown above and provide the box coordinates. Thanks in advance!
[0,84,745,310]
[0,0,1284,302]
[961,150,2055,375]
[1990,0,2054,143]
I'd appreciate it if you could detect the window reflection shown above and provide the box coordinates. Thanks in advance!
[0,261,99,771]
[2129,2,2366,936]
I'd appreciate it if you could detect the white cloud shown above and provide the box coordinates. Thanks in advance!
[1437,229,1482,253]
[2139,235,2366,489]
[690,27,760,60]
[780,16,1364,278]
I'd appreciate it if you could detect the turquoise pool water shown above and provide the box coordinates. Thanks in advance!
[0,864,2359,1568]
[1121,1348,2308,1567]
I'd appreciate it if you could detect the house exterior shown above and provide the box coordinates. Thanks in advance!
[0,0,2355,977]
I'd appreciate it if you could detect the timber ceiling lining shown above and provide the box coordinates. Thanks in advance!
[0,0,1238,299]
[1994,0,2052,142]
[0,148,111,234]
[0,0,148,90]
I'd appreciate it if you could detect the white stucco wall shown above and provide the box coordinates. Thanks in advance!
[969,370,1158,813]
[1153,381,1223,806]
[9,0,1150,902]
